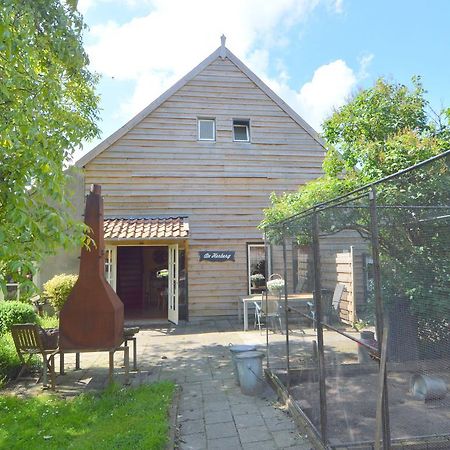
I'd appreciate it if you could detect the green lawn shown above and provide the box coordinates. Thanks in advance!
[0,382,175,450]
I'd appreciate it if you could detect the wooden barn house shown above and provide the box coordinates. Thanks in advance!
[67,38,326,323]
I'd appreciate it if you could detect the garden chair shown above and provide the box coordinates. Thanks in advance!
[307,283,346,329]
[254,291,283,334]
[11,323,59,389]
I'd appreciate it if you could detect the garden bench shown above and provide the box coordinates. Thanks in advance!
[11,323,58,389]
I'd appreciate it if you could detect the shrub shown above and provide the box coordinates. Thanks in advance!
[0,301,38,335]
[0,332,41,386]
[43,274,78,311]
[0,333,21,386]
[38,314,59,329]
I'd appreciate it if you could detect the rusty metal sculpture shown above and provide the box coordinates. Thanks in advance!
[59,184,124,350]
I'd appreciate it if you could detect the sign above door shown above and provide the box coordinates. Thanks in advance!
[199,251,235,262]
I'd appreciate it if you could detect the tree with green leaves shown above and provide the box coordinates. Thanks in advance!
[262,77,450,359]
[262,77,450,230]
[0,0,99,293]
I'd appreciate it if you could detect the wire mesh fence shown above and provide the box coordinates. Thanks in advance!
[263,150,450,449]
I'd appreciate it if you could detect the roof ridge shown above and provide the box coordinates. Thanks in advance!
[76,44,324,168]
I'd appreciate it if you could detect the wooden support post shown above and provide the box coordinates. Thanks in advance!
[350,245,356,323]
[282,237,290,391]
[312,211,328,443]
[42,355,48,387]
[109,351,114,384]
[132,338,137,371]
[369,187,391,449]
[375,325,389,450]
[124,346,130,384]
[60,353,65,375]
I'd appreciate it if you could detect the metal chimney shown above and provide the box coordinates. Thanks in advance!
[59,184,124,350]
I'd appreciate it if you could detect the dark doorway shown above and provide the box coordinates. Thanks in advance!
[117,246,168,319]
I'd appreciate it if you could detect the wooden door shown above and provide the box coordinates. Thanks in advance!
[117,247,143,311]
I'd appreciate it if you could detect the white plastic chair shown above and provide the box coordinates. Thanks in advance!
[254,291,283,333]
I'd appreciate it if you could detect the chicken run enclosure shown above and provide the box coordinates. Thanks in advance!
[262,150,450,449]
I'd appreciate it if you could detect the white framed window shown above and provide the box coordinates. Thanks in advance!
[247,243,271,295]
[198,118,216,141]
[233,119,250,142]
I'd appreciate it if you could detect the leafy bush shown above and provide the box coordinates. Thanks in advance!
[0,333,21,386]
[38,314,59,329]
[0,332,41,387]
[43,274,78,311]
[0,301,38,335]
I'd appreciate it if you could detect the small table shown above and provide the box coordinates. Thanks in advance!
[238,293,314,331]
[59,327,140,384]
[59,345,130,384]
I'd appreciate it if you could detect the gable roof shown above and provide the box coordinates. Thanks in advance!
[76,45,324,168]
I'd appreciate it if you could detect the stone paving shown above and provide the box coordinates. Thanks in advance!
[6,318,328,449]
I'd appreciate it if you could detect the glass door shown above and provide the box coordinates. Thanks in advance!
[104,245,117,291]
[168,244,179,324]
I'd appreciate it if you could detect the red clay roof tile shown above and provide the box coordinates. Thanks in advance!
[104,217,189,240]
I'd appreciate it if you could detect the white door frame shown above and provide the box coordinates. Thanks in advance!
[105,245,117,291]
[247,243,271,294]
[105,243,181,323]
[168,244,179,324]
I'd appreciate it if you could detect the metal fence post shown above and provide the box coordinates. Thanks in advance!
[264,232,270,369]
[369,187,391,449]
[282,236,291,391]
[312,210,327,443]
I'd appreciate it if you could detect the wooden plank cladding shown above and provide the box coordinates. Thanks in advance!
[80,45,325,318]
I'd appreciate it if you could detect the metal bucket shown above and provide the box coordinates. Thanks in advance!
[229,344,257,385]
[358,330,377,364]
[235,350,265,395]
[411,374,448,401]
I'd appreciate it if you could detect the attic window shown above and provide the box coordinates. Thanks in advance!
[198,118,215,141]
[233,119,250,142]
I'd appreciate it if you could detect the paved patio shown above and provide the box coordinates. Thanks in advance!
[6,318,363,449]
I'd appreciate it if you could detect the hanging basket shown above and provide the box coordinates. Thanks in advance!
[267,274,285,294]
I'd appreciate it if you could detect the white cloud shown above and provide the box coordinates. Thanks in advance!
[358,53,374,80]
[257,53,374,131]
[83,0,366,132]
[85,0,323,118]
[296,60,357,129]
[332,0,344,14]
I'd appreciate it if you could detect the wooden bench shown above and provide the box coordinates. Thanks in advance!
[11,324,59,389]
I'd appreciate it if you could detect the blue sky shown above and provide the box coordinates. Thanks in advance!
[75,0,450,161]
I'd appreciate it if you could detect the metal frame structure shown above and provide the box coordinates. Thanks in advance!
[263,149,450,449]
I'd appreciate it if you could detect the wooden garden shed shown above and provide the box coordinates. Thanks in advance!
[70,37,326,323]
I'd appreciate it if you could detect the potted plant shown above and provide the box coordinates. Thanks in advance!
[266,278,285,295]
[250,273,265,288]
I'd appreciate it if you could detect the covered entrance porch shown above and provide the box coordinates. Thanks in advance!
[103,217,189,323]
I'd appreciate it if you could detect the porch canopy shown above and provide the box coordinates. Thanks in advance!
[104,217,189,240]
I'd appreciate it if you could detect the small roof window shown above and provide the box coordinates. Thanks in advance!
[233,119,250,142]
[198,118,215,141]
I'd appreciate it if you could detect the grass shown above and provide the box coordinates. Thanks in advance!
[0,382,175,450]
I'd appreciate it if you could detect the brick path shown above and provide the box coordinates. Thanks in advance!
[132,320,314,449]
[7,319,316,449]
